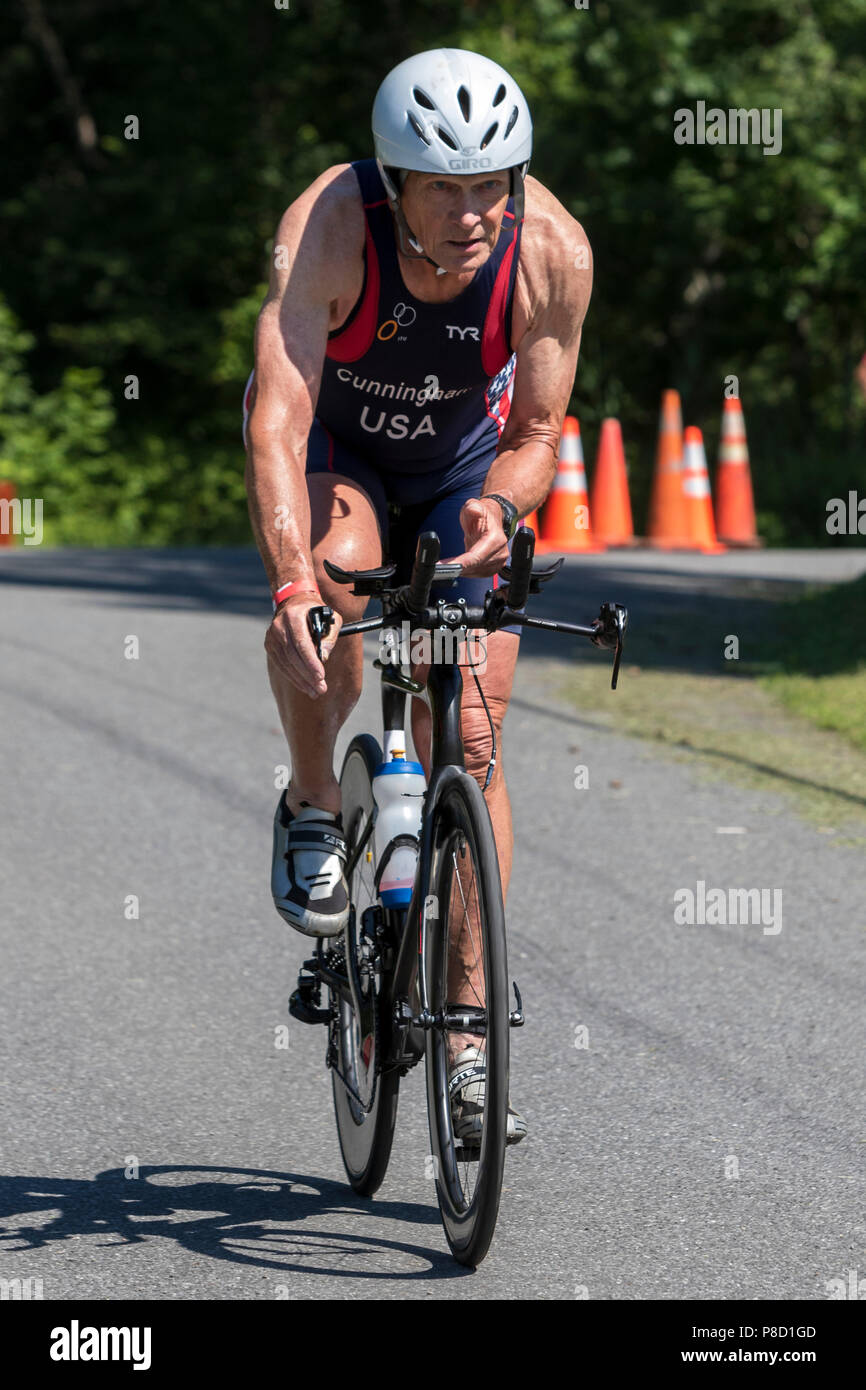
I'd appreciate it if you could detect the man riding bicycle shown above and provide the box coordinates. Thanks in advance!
[244,47,592,1144]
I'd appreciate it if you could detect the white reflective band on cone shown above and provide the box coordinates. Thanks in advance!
[719,442,748,463]
[683,474,711,497]
[559,431,584,464]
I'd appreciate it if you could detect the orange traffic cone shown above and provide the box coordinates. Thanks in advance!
[537,417,604,554]
[715,396,761,547]
[520,508,541,542]
[647,390,689,548]
[682,427,726,553]
[0,481,16,548]
[590,418,635,546]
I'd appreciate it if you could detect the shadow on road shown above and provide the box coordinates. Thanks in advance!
[0,546,833,673]
[0,1165,469,1283]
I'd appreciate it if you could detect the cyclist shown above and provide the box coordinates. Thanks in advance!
[244,48,592,1144]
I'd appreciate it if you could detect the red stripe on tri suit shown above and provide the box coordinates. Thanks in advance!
[325,221,381,363]
[481,230,519,378]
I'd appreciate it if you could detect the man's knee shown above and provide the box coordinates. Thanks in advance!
[308,474,383,615]
[461,693,510,784]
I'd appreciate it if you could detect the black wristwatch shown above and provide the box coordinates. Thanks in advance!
[482,493,519,541]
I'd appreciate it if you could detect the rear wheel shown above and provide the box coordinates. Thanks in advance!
[424,768,509,1267]
[331,734,400,1196]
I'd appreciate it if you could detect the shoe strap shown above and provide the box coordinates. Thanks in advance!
[449,1061,486,1097]
[286,823,348,864]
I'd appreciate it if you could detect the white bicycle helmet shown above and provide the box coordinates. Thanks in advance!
[372,48,532,267]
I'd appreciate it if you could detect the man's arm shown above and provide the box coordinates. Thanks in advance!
[244,165,362,597]
[442,190,592,576]
[482,199,593,518]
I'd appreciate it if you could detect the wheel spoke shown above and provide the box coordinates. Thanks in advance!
[447,846,485,1018]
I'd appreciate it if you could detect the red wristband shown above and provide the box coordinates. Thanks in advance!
[272,579,322,612]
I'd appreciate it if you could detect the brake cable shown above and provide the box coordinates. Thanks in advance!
[464,639,497,795]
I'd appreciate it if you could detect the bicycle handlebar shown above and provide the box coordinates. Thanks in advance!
[406,531,441,613]
[307,526,629,690]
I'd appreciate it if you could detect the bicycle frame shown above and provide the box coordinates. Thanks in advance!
[337,646,475,1078]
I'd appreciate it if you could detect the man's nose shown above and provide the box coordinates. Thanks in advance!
[450,198,482,227]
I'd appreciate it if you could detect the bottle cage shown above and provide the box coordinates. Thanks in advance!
[373,833,421,896]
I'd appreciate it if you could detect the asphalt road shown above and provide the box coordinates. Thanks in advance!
[1,546,864,1299]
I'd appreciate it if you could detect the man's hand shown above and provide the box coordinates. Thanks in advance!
[264,594,342,700]
[441,497,510,578]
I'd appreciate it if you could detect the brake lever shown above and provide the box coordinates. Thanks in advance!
[307,605,335,664]
[610,631,624,690]
[590,602,628,689]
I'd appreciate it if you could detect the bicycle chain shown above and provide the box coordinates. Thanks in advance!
[326,913,381,1117]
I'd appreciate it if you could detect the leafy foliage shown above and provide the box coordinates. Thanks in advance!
[1,0,864,544]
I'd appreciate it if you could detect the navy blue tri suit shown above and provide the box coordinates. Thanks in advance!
[244,158,525,636]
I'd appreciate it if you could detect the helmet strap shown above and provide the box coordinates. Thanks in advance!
[385,179,449,275]
[510,164,528,222]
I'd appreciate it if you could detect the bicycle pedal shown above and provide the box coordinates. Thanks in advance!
[288,974,329,1026]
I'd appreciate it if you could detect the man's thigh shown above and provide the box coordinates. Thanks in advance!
[304,420,389,553]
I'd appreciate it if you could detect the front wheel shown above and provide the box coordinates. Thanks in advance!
[331,734,400,1196]
[424,768,509,1267]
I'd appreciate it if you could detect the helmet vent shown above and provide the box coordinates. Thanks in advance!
[492,83,507,107]
[436,126,458,150]
[480,122,499,150]
[457,85,471,122]
[413,87,435,110]
[504,105,520,139]
[408,112,431,145]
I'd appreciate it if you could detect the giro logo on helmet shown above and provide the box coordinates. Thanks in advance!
[448,157,493,170]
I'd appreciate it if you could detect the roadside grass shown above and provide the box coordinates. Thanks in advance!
[751,573,866,753]
[554,571,866,842]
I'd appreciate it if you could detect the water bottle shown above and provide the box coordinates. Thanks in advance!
[371,758,426,907]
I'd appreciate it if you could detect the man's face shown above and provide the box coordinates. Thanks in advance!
[399,170,511,273]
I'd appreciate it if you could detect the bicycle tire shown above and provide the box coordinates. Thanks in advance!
[331,733,400,1196]
[424,767,509,1267]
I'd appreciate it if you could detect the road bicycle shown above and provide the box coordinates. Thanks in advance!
[288,524,627,1266]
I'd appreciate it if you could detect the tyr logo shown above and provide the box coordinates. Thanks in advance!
[445,325,480,341]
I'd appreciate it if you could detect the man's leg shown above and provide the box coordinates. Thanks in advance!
[268,472,383,816]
